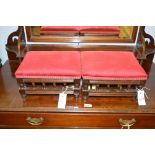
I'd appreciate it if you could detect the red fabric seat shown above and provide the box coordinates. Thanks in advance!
[79,26,120,34]
[15,51,81,79]
[41,26,80,34]
[40,26,120,35]
[81,51,147,80]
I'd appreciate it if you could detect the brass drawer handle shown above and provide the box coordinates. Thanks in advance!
[26,117,44,126]
[119,118,136,129]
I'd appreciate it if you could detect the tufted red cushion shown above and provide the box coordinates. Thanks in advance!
[79,26,120,34]
[15,51,81,79]
[81,51,147,80]
[41,26,120,35]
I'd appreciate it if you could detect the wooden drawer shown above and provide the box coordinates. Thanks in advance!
[0,112,155,128]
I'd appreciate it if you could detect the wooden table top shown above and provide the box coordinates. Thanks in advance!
[0,61,155,113]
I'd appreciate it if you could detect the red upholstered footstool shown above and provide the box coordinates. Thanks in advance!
[81,51,148,102]
[15,51,81,101]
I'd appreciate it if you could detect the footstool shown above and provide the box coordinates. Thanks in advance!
[81,51,148,102]
[15,51,81,101]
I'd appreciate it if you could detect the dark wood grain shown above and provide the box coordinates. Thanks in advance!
[0,112,155,129]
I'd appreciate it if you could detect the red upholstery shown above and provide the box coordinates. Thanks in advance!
[79,26,120,34]
[41,26,120,35]
[41,26,80,34]
[15,51,81,79]
[81,51,147,80]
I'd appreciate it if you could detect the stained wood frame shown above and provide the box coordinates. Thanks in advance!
[17,78,81,101]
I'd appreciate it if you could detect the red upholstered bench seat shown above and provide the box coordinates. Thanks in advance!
[40,26,120,35]
[15,51,81,79]
[81,51,147,80]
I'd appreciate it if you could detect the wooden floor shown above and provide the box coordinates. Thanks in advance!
[0,60,155,114]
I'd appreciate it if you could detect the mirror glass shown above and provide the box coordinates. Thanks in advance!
[26,26,138,43]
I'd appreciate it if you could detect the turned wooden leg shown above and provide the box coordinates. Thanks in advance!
[19,87,26,98]
[82,80,89,103]
[74,79,80,102]
[17,79,26,98]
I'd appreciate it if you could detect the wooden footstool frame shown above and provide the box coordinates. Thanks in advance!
[17,78,80,101]
[82,79,146,102]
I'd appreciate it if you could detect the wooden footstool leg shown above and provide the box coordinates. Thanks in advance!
[82,80,89,102]
[17,79,26,98]
[74,79,80,102]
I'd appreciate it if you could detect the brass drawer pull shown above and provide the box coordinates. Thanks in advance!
[119,118,136,129]
[26,117,44,126]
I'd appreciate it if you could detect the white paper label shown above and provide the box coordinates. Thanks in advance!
[137,90,146,106]
[84,103,93,108]
[58,93,67,109]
